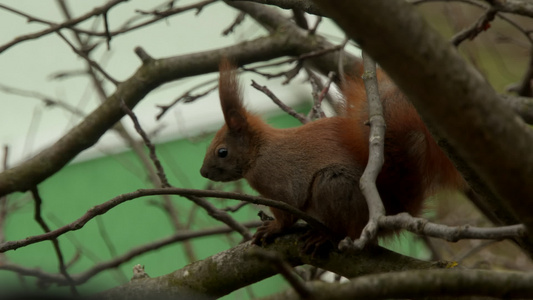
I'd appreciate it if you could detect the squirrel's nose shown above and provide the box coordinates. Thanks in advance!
[200,166,209,179]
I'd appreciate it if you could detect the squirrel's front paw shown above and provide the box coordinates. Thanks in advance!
[252,220,285,246]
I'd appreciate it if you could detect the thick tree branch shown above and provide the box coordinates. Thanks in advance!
[225,0,362,79]
[263,269,533,299]
[230,0,533,20]
[100,233,447,299]
[232,0,533,125]
[489,0,533,18]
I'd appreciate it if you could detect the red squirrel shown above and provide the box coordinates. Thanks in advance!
[200,59,466,247]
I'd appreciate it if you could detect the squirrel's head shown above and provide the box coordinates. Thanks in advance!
[200,58,258,182]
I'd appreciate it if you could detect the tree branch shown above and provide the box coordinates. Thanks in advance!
[251,80,309,124]
[0,0,128,54]
[0,222,261,286]
[262,269,533,299]
[349,51,386,250]
[0,188,329,253]
[120,100,170,188]
[100,233,446,299]
[379,212,526,242]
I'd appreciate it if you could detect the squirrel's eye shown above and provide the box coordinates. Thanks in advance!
[217,148,228,158]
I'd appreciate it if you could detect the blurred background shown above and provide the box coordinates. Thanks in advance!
[0,0,531,298]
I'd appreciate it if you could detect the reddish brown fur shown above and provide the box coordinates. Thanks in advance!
[343,70,466,220]
[200,59,466,244]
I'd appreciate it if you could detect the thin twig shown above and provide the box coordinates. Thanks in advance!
[0,188,330,253]
[242,62,303,84]
[186,195,253,241]
[102,11,112,49]
[309,71,335,119]
[223,201,249,212]
[305,68,338,116]
[222,11,246,35]
[123,0,218,34]
[242,43,345,71]
[47,213,130,284]
[455,240,498,262]
[96,217,118,258]
[156,80,218,120]
[120,100,170,188]
[30,187,78,295]
[0,0,128,54]
[337,37,350,87]
[451,6,497,46]
[55,30,119,85]
[0,83,85,117]
[0,221,261,285]
[250,80,309,124]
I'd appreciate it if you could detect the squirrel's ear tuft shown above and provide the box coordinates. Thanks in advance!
[219,57,248,133]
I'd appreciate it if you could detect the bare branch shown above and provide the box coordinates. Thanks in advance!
[222,201,249,212]
[265,269,533,299]
[134,46,154,64]
[379,213,526,242]
[100,234,446,299]
[120,100,170,188]
[0,188,330,253]
[0,222,261,286]
[222,11,246,35]
[0,0,128,54]
[185,195,253,241]
[0,83,85,117]
[251,80,309,124]
[489,0,533,18]
[102,11,112,49]
[410,0,533,43]
[308,71,335,119]
[341,51,386,251]
[242,62,303,83]
[30,187,78,295]
[156,79,218,120]
[451,6,497,46]
[55,31,119,86]
[225,0,323,16]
